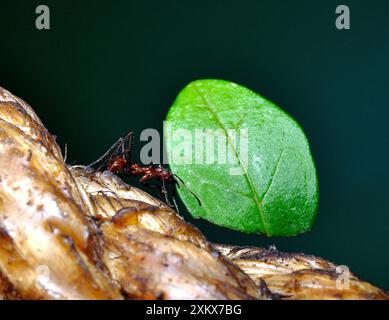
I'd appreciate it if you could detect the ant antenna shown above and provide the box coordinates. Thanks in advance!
[173,174,202,206]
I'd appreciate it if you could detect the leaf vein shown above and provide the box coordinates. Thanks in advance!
[192,83,271,234]
[261,147,285,202]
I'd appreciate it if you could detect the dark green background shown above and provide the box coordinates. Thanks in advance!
[1,0,388,290]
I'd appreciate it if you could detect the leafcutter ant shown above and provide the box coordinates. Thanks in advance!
[88,132,200,212]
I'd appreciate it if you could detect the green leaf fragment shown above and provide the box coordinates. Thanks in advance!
[165,79,318,236]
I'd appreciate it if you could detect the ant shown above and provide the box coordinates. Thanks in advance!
[88,132,200,212]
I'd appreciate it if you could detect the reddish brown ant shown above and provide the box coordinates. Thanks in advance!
[88,132,200,212]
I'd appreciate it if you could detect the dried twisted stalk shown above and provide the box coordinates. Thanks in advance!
[0,87,387,300]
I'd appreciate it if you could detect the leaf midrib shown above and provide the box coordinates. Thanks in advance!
[192,83,271,234]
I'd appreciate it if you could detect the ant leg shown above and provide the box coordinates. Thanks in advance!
[171,184,180,214]
[161,179,173,208]
[126,132,133,163]
[141,180,174,209]
[121,132,133,160]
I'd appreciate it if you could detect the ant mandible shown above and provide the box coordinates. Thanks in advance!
[88,132,200,212]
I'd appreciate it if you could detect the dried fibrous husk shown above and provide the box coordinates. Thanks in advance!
[216,244,389,300]
[0,87,122,299]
